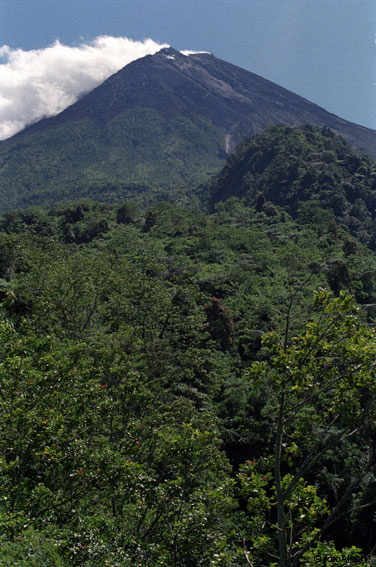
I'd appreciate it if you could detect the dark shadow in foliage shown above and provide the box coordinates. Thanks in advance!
[143,210,158,232]
[203,297,234,351]
[326,260,351,295]
[116,202,135,225]
[55,199,111,244]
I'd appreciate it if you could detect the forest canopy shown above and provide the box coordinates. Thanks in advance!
[0,180,376,565]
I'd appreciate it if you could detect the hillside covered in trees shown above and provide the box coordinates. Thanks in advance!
[208,125,376,248]
[1,174,376,566]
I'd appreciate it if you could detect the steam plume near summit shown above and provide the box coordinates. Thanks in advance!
[0,36,169,140]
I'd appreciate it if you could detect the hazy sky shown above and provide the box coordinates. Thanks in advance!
[0,0,375,137]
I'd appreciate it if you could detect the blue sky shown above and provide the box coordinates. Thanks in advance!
[1,0,375,134]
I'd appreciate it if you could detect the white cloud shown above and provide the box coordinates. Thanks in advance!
[181,50,211,56]
[0,36,169,141]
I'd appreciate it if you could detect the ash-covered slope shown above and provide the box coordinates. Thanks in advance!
[1,47,376,211]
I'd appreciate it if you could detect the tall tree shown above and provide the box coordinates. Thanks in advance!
[240,289,376,566]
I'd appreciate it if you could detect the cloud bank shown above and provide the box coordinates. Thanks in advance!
[0,36,169,140]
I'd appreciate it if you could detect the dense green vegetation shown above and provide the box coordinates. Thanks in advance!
[0,110,223,211]
[0,187,376,565]
[209,125,376,248]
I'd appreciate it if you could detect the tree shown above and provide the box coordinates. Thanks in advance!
[241,289,376,566]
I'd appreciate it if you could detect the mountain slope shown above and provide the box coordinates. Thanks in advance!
[1,47,376,210]
[208,124,376,248]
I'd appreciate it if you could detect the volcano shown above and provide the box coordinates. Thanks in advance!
[1,47,376,210]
